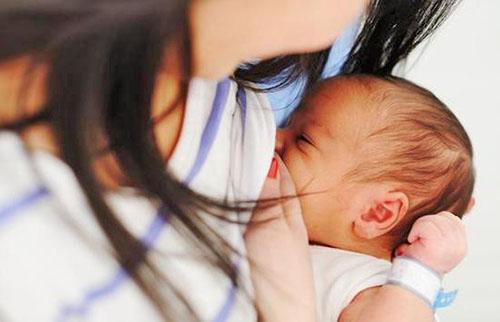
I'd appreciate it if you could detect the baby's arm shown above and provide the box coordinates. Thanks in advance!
[339,285,433,322]
[339,212,467,322]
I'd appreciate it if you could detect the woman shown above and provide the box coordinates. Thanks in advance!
[0,0,459,321]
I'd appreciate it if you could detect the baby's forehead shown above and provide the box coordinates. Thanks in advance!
[299,76,433,148]
[306,76,420,122]
[292,80,378,146]
[314,76,392,103]
[303,77,384,120]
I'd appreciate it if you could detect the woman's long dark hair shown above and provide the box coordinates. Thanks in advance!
[0,0,460,321]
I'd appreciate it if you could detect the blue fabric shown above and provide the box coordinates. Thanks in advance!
[433,289,459,310]
[267,20,360,126]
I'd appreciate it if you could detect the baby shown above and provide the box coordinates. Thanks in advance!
[275,75,475,321]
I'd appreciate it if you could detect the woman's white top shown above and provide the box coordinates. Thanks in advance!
[310,245,391,322]
[0,78,275,322]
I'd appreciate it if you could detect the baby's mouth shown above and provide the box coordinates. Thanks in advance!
[272,153,291,176]
[272,153,303,192]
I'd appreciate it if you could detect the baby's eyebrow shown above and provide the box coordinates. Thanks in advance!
[307,117,334,139]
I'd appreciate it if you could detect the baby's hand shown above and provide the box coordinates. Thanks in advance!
[395,212,467,275]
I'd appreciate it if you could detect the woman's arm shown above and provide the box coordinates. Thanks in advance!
[189,0,367,78]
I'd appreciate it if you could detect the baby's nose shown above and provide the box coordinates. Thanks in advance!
[275,129,286,155]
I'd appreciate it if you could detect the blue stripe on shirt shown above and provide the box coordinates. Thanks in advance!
[237,86,247,133]
[184,79,231,184]
[0,186,50,228]
[56,212,168,322]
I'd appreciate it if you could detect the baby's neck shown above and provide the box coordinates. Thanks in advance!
[313,238,393,262]
[347,241,393,261]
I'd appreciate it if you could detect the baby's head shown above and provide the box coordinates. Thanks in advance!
[276,75,474,256]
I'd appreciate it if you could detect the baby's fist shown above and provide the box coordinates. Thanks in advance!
[395,212,467,275]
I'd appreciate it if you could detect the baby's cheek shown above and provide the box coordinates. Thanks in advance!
[280,153,301,184]
[299,198,327,242]
[297,198,312,223]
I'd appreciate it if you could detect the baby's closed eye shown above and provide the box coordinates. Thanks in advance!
[297,133,315,147]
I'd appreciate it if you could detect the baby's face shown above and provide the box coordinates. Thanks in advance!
[276,83,375,246]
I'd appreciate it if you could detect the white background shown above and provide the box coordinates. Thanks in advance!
[404,0,500,320]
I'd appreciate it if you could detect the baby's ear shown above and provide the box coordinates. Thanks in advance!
[464,197,476,215]
[353,191,409,240]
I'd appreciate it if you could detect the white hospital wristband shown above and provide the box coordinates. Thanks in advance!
[387,256,443,307]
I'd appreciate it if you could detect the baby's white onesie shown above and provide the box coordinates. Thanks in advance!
[311,245,392,322]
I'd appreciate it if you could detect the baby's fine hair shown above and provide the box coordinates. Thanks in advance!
[330,75,474,245]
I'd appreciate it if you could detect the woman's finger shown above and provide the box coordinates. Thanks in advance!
[249,156,284,225]
[275,156,307,237]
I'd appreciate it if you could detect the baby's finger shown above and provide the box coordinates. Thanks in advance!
[397,244,427,262]
[438,211,465,232]
[437,211,460,221]
[394,243,410,257]
[437,211,461,228]
[439,212,467,252]
[407,216,442,243]
[432,212,465,244]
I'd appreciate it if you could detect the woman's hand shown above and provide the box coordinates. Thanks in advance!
[189,0,368,78]
[245,155,316,322]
